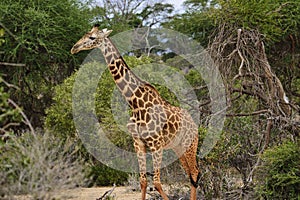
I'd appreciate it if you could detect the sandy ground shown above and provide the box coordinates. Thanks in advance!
[54,186,144,200]
[12,185,198,200]
[13,186,160,200]
[12,185,204,200]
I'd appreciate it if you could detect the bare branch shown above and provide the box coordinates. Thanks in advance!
[7,98,35,135]
[246,119,273,183]
[0,77,20,90]
[131,0,144,13]
[96,184,116,200]
[226,109,269,117]
[0,21,18,41]
[0,62,26,67]
[0,123,21,135]
[231,88,268,102]
[2,122,21,130]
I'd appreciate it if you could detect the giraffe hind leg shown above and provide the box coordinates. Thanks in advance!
[190,172,201,188]
[152,149,169,200]
[186,137,200,200]
[178,152,200,191]
[175,137,199,200]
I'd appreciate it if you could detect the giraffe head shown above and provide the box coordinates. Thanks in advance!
[71,24,112,54]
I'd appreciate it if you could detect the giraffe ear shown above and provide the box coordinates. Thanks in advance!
[103,28,113,37]
[91,25,99,32]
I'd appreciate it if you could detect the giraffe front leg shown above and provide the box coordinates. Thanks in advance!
[152,149,169,200]
[133,139,147,200]
[128,121,148,200]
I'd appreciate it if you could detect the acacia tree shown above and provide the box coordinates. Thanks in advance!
[0,0,91,128]
[163,0,216,46]
[90,0,174,31]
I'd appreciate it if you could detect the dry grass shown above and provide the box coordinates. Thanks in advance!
[0,131,87,200]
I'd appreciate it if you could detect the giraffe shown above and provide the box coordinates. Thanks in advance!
[71,25,200,200]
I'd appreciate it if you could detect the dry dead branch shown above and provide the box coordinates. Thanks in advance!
[7,98,35,135]
[96,184,116,200]
[208,24,297,120]
[0,62,26,67]
[206,24,299,197]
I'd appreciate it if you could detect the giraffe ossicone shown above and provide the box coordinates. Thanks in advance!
[71,25,201,200]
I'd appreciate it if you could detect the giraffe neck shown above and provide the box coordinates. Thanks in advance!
[100,38,146,105]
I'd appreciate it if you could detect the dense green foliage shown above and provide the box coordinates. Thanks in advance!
[45,72,77,138]
[256,140,300,199]
[0,31,22,135]
[215,0,300,43]
[0,0,91,127]
[0,79,22,134]
[89,164,129,186]
[165,0,300,45]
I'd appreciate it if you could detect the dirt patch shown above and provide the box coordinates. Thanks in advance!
[12,185,194,200]
[11,187,142,200]
[54,187,143,200]
[54,187,141,200]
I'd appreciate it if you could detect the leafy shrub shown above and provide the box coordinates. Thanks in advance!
[0,78,22,135]
[214,0,300,43]
[89,163,129,186]
[255,140,300,199]
[45,56,152,186]
[45,72,77,139]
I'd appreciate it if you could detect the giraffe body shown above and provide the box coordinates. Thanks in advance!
[71,25,200,200]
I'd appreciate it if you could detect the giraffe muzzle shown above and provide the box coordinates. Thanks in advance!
[71,44,83,54]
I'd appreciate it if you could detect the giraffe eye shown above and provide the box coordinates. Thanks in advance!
[89,36,96,40]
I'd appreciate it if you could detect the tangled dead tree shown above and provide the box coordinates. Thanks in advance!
[209,24,299,137]
[204,24,299,198]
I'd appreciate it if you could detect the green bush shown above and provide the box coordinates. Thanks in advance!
[214,0,300,43]
[255,140,300,199]
[45,72,77,139]
[0,77,22,134]
[45,56,152,140]
[89,163,129,186]
[45,56,153,186]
